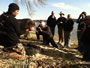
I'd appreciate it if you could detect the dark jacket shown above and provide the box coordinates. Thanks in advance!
[57,17,67,27]
[64,19,74,31]
[36,25,53,38]
[47,15,56,27]
[81,26,90,45]
[0,12,21,47]
[77,16,86,30]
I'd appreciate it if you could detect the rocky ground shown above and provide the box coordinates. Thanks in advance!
[0,31,90,68]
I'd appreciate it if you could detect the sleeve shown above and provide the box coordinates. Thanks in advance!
[71,19,74,26]
[76,15,81,23]
[47,16,51,26]
[54,17,57,25]
[56,18,59,25]
[41,26,51,35]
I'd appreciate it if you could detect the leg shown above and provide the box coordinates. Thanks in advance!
[51,27,55,36]
[58,27,63,43]
[5,43,26,58]
[43,36,49,45]
[64,31,71,47]
[77,30,84,51]
[61,29,64,43]
[36,32,40,40]
[77,30,83,45]
[42,33,49,45]
[50,38,58,48]
[82,45,90,61]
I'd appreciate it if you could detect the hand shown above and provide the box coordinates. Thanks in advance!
[26,29,29,32]
[39,27,42,31]
[40,29,42,32]
[79,14,82,17]
[60,22,63,24]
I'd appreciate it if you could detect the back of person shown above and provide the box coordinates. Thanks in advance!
[0,11,20,47]
[47,11,56,36]
[0,3,21,48]
[0,3,27,58]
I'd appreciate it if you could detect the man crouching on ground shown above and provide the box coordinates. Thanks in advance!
[36,21,59,48]
[0,3,26,58]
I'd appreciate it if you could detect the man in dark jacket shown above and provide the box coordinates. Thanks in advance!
[76,12,87,52]
[64,14,74,47]
[47,11,57,36]
[76,12,86,45]
[0,3,26,57]
[36,22,58,48]
[80,26,90,61]
[57,12,67,44]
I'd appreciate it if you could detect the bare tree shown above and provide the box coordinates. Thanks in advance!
[13,0,46,15]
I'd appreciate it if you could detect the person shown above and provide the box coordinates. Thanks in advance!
[57,12,67,44]
[76,12,87,45]
[36,22,59,48]
[64,14,74,48]
[0,3,26,58]
[80,26,90,61]
[76,12,87,52]
[47,11,57,36]
[36,20,43,41]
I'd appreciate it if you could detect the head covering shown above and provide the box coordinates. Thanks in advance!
[82,11,86,16]
[8,3,19,13]
[59,11,64,15]
[51,11,54,15]
[40,21,46,26]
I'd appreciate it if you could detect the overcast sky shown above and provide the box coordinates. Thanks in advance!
[0,0,90,20]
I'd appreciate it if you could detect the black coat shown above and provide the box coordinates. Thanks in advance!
[0,12,21,47]
[36,25,53,38]
[47,15,56,27]
[81,27,90,45]
[64,19,74,32]
[57,17,67,27]
[77,16,86,30]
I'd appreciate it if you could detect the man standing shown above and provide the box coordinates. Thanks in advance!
[64,14,74,48]
[77,12,87,45]
[47,11,57,36]
[57,12,67,44]
[80,25,90,61]
[0,3,26,58]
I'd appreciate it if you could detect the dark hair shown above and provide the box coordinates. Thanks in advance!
[8,3,19,13]
[82,11,87,16]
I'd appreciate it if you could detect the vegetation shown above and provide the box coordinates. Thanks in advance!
[0,32,90,68]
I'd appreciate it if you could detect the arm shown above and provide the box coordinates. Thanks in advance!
[47,16,52,26]
[40,26,51,35]
[77,14,82,23]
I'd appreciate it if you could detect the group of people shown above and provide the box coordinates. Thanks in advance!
[0,3,90,61]
[36,11,74,48]
[36,11,90,61]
